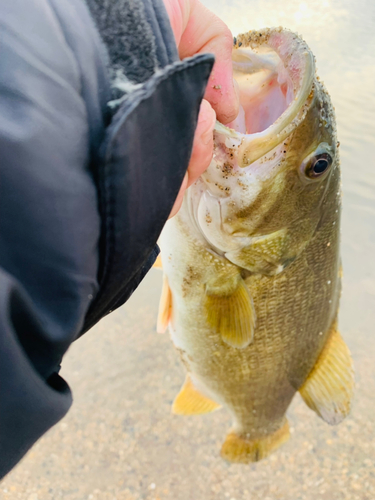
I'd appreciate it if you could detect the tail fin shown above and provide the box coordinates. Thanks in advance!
[221,420,290,463]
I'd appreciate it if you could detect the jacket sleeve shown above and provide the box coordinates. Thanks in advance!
[0,0,213,478]
[81,0,215,330]
[0,0,108,477]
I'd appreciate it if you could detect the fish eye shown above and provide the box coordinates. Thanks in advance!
[300,144,334,181]
[306,153,333,178]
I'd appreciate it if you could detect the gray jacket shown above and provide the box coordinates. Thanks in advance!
[0,0,213,477]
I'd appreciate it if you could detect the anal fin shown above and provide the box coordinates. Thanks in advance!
[157,275,172,333]
[299,327,354,425]
[205,278,256,348]
[221,419,290,463]
[172,374,221,415]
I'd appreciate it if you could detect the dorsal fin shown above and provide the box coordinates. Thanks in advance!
[299,327,354,425]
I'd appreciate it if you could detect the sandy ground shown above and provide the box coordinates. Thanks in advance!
[1,267,374,500]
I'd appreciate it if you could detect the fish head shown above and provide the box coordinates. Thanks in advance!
[188,28,339,275]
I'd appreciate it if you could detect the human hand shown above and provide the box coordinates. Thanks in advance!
[164,0,239,218]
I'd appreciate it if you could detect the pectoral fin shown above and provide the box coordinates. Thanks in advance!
[157,275,172,333]
[172,374,221,415]
[299,327,354,425]
[205,277,256,348]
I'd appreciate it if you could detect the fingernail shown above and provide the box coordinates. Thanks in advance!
[198,99,213,123]
[201,116,215,144]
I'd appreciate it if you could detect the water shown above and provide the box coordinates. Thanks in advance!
[2,1,375,499]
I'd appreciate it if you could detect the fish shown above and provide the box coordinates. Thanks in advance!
[156,27,354,463]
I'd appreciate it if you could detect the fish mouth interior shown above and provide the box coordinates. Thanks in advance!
[215,30,315,167]
[228,47,295,134]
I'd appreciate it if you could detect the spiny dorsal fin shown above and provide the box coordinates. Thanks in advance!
[157,275,172,333]
[205,277,256,348]
[299,327,354,425]
[172,374,221,415]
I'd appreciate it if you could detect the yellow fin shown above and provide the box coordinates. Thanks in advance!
[205,278,255,348]
[221,420,290,463]
[153,253,163,269]
[156,275,172,333]
[299,328,354,425]
[172,375,221,415]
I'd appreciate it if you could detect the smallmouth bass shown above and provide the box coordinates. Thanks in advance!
[157,27,354,463]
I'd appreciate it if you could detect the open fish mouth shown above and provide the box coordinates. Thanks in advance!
[187,28,325,258]
[215,28,315,167]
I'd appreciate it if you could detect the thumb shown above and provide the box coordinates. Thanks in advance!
[168,99,215,219]
[187,99,216,187]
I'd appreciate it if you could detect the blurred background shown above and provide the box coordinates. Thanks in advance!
[2,0,375,498]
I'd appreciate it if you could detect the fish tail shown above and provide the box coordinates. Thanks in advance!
[220,419,290,463]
